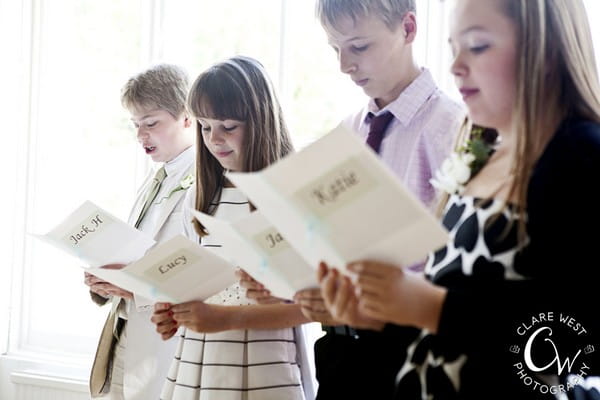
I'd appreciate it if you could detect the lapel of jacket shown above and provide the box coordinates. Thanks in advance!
[148,164,194,239]
[128,170,156,226]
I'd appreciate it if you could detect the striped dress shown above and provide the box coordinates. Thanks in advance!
[160,187,308,400]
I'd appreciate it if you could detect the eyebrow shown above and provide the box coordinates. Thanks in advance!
[460,25,487,35]
[131,113,158,122]
[328,35,368,46]
[448,25,488,44]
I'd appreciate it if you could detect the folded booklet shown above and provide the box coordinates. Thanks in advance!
[87,234,237,303]
[227,124,449,270]
[33,200,155,267]
[192,209,318,300]
[35,201,236,302]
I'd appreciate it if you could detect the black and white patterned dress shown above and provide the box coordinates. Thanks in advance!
[394,194,528,399]
[160,188,307,400]
[393,118,600,399]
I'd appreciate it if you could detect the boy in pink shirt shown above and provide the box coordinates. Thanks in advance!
[295,1,464,398]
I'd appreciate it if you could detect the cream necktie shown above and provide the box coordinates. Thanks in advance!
[116,166,166,333]
[134,166,167,229]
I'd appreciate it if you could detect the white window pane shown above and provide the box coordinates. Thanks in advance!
[284,0,364,148]
[160,0,283,79]
[22,0,143,358]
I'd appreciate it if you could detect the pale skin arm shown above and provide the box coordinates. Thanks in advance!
[321,260,447,334]
[83,263,133,300]
[151,301,309,340]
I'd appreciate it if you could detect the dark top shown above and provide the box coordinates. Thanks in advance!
[396,118,600,399]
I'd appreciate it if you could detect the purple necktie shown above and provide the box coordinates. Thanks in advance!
[366,112,394,154]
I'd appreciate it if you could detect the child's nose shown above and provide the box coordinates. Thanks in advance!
[339,50,356,74]
[137,127,149,140]
[208,130,225,144]
[450,52,467,77]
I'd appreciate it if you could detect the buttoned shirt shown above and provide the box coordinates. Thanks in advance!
[343,68,465,209]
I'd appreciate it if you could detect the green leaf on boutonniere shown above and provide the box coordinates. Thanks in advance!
[154,174,195,205]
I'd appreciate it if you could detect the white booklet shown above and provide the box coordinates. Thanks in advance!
[35,201,236,302]
[227,124,449,270]
[87,235,237,303]
[34,200,155,267]
[191,209,318,300]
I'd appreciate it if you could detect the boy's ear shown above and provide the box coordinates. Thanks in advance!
[402,12,417,44]
[184,115,192,128]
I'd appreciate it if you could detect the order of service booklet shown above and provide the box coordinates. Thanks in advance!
[35,201,236,303]
[192,209,319,300]
[227,124,449,270]
[87,234,237,303]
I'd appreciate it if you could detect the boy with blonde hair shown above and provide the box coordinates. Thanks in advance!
[85,64,195,399]
[297,1,465,398]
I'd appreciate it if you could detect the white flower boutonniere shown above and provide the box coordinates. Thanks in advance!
[430,127,498,195]
[179,174,194,190]
[155,174,194,204]
[430,152,476,195]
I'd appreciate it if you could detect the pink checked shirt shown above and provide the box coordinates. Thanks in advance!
[343,68,465,210]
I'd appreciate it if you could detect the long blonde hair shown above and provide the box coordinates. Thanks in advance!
[450,0,600,236]
[505,0,600,210]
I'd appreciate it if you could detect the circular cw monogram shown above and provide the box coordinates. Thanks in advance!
[510,311,593,395]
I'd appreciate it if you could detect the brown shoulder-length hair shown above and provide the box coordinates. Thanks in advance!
[187,56,294,235]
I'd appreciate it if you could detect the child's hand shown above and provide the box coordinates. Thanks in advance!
[294,285,343,325]
[151,302,179,340]
[348,261,446,333]
[236,268,286,304]
[84,264,133,300]
[319,262,385,331]
[348,261,405,323]
[171,301,230,333]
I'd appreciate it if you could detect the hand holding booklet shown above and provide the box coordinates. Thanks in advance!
[35,201,236,303]
[191,209,318,300]
[227,124,449,270]
[87,234,237,303]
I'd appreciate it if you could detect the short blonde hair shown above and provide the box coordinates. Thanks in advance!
[120,63,189,118]
[316,0,416,31]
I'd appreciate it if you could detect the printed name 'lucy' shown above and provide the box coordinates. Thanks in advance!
[158,255,187,274]
[70,214,104,245]
[311,170,359,205]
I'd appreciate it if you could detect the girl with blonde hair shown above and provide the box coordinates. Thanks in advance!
[318,0,600,398]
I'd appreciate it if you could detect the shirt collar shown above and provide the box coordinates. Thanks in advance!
[163,145,194,177]
[364,68,437,126]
